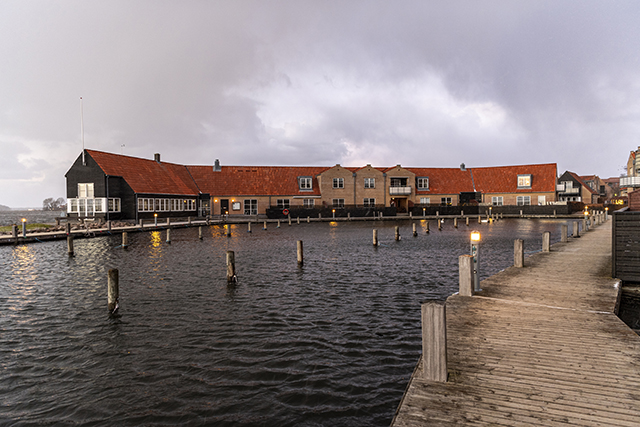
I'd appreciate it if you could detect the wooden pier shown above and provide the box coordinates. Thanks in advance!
[392,219,640,426]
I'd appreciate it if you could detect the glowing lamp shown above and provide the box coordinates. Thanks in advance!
[470,231,481,242]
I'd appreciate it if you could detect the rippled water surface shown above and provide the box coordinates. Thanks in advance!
[1,219,566,426]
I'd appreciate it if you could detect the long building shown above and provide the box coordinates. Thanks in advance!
[65,149,558,221]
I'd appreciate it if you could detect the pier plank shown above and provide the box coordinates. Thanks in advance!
[392,220,640,426]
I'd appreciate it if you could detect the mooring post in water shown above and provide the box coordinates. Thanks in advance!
[348,212,351,220]
[247,222,252,233]
[437,219,442,230]
[395,225,400,241]
[67,235,74,256]
[277,220,281,228]
[582,218,587,232]
[139,219,144,228]
[108,269,119,313]
[425,220,430,233]
[167,217,171,226]
[107,221,111,232]
[373,229,378,246]
[459,255,474,297]
[263,221,267,230]
[514,239,524,268]
[413,223,417,237]
[478,215,481,224]
[409,211,412,218]
[573,221,580,238]
[542,231,550,252]
[65,222,71,235]
[188,216,192,225]
[226,250,236,283]
[466,216,469,226]
[297,240,304,266]
[122,232,129,248]
[288,215,292,226]
[421,300,447,382]
[561,224,568,243]
[454,217,458,228]
[12,224,18,244]
[554,209,557,218]
[307,216,310,223]
[297,217,300,225]
[166,228,171,243]
[199,226,203,239]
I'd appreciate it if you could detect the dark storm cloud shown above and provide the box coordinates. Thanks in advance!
[1,0,639,206]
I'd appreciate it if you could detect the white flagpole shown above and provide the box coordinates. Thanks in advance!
[80,97,85,165]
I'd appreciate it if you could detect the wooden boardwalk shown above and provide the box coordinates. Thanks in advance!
[392,219,640,426]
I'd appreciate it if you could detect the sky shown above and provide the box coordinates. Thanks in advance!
[1,0,639,207]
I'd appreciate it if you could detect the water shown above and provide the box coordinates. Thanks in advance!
[0,211,65,227]
[0,219,565,426]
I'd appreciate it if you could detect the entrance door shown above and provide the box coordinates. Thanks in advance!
[220,199,229,215]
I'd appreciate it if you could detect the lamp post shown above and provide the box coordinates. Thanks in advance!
[332,209,336,220]
[605,207,609,221]
[422,207,426,217]
[154,213,158,227]
[470,231,481,291]
[21,218,27,238]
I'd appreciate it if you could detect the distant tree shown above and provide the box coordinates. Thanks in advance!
[42,197,66,211]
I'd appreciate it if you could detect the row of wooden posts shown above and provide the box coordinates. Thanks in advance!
[421,211,608,382]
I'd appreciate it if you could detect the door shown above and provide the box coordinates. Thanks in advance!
[220,199,229,215]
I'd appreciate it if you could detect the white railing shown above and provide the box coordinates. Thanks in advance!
[389,186,412,195]
[620,176,640,187]
[557,185,579,194]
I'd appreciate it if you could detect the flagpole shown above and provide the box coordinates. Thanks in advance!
[80,97,85,165]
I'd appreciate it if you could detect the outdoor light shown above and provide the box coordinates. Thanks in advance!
[422,207,426,217]
[470,231,481,291]
[154,212,158,226]
[332,209,336,219]
[21,218,27,238]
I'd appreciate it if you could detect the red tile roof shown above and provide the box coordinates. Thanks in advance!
[471,163,557,193]
[87,150,200,196]
[408,168,474,194]
[188,165,327,196]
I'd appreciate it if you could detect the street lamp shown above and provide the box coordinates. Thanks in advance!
[332,209,336,220]
[154,213,158,226]
[21,218,27,238]
[470,231,481,291]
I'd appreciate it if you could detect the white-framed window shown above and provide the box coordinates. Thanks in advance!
[517,174,532,188]
[333,178,344,189]
[244,199,258,215]
[363,198,375,207]
[69,199,78,213]
[78,183,94,198]
[420,197,430,205]
[441,197,452,206]
[138,198,155,212]
[417,177,429,190]
[303,199,315,208]
[171,199,183,211]
[332,198,344,208]
[299,177,312,190]
[492,196,503,206]
[108,198,121,212]
[364,178,375,188]
[517,196,531,206]
[276,199,290,209]
[538,195,546,205]
[184,199,196,211]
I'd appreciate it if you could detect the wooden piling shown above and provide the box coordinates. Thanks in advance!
[421,300,447,382]
[478,215,481,224]
[413,223,417,237]
[307,216,310,223]
[12,225,18,244]
[395,226,400,241]
[425,221,430,233]
[437,219,442,230]
[573,221,580,238]
[226,250,236,283]
[107,221,112,232]
[67,235,74,256]
[297,217,300,224]
[122,232,129,248]
[108,269,119,313]
[167,218,171,226]
[139,219,144,228]
[373,229,378,246]
[459,255,474,297]
[65,223,71,235]
[166,228,171,243]
[277,220,281,228]
[188,216,192,225]
[514,239,524,268]
[226,224,231,237]
[561,224,568,242]
[199,226,203,239]
[248,222,252,233]
[582,218,587,232]
[454,217,458,228]
[297,240,304,266]
[542,231,550,252]
[465,216,469,226]
[288,216,292,226]
[263,221,267,230]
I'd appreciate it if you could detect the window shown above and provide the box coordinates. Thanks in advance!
[492,196,503,206]
[364,178,375,188]
[390,177,408,187]
[363,198,375,207]
[78,183,94,198]
[184,199,197,211]
[517,196,531,206]
[333,178,344,189]
[276,199,290,209]
[441,197,452,206]
[517,174,532,188]
[108,198,121,212]
[138,198,155,212]
[303,199,315,208]
[332,198,344,208]
[420,197,430,205]
[244,199,258,215]
[538,195,546,205]
[417,177,429,190]
[299,177,312,190]
[171,199,183,211]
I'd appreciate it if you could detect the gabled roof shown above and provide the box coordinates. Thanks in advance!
[408,168,474,194]
[566,171,597,195]
[86,150,200,196]
[188,165,327,196]
[471,163,557,193]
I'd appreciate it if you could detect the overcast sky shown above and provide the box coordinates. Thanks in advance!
[1,1,639,207]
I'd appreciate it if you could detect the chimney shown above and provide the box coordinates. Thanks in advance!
[213,159,221,172]
[460,163,466,171]
[154,153,161,163]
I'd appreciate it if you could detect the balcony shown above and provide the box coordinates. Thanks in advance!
[620,176,640,187]
[389,186,412,195]
[557,183,579,194]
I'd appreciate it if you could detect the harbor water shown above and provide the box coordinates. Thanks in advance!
[1,219,564,426]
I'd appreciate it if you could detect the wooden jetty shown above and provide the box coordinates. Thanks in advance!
[392,219,640,426]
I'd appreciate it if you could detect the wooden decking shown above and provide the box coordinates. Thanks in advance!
[392,219,640,426]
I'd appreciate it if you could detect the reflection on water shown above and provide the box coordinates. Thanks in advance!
[0,219,569,426]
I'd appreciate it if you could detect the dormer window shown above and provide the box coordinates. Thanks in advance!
[517,174,532,189]
[299,176,312,190]
[417,177,429,190]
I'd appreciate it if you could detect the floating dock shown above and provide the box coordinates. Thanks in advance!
[392,219,640,426]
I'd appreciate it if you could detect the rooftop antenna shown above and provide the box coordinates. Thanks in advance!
[80,97,85,165]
